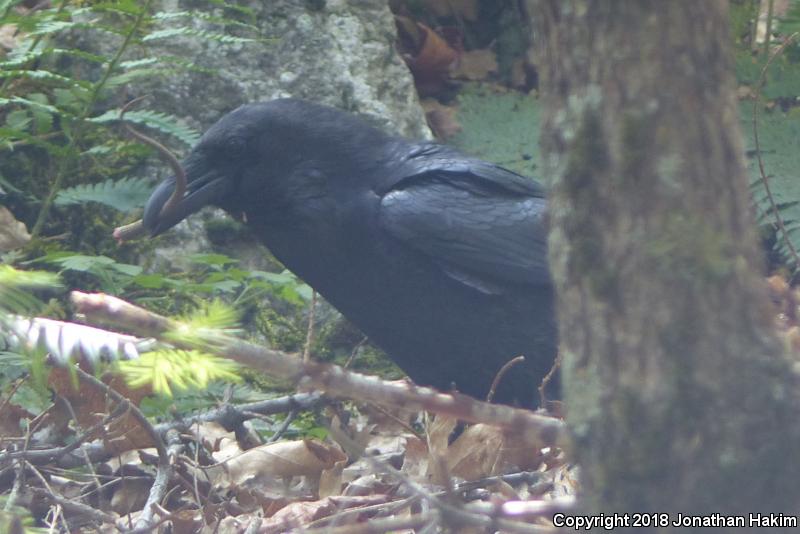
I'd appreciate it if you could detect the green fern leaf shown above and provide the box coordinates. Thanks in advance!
[54,177,154,212]
[152,10,260,31]
[142,27,257,44]
[90,109,201,147]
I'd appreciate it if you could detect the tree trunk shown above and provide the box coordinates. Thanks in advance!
[534,0,800,526]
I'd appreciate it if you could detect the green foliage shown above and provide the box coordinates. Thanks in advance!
[742,104,800,264]
[736,51,800,99]
[777,0,800,35]
[0,0,257,240]
[33,251,141,293]
[118,349,241,397]
[732,2,800,270]
[54,176,155,212]
[0,265,61,313]
[89,109,201,147]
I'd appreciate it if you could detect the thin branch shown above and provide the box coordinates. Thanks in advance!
[71,291,566,448]
[71,367,171,531]
[487,355,526,403]
[538,351,562,408]
[302,289,318,363]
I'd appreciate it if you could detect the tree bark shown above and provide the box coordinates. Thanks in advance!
[534,0,800,525]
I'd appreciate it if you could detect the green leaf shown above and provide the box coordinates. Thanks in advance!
[54,177,154,212]
[0,266,61,313]
[190,253,239,266]
[90,108,201,147]
[742,103,800,266]
[118,349,241,397]
[142,27,257,44]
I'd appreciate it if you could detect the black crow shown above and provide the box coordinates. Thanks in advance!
[142,99,556,405]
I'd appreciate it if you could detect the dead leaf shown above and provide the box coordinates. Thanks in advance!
[0,402,32,440]
[110,477,151,515]
[425,413,457,484]
[396,16,459,95]
[0,207,31,252]
[0,25,22,51]
[46,369,154,454]
[422,98,461,139]
[318,457,345,498]
[260,494,389,533]
[219,439,346,488]
[450,48,498,81]
[170,509,204,534]
[446,424,544,480]
[401,435,430,480]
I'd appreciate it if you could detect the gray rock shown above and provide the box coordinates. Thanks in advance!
[139,0,430,270]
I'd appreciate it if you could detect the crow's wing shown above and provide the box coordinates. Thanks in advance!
[378,145,550,293]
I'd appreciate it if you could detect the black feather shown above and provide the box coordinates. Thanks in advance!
[143,99,557,405]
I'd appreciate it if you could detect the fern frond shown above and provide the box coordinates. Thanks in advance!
[90,109,201,147]
[84,1,145,16]
[142,27,257,44]
[152,10,260,31]
[54,177,154,212]
[0,69,82,87]
[0,96,69,115]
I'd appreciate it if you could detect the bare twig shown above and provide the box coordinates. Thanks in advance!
[331,430,555,534]
[538,351,562,408]
[487,355,526,403]
[303,289,318,363]
[266,409,299,443]
[752,32,800,272]
[72,367,172,531]
[30,487,118,525]
[303,511,438,534]
[0,401,130,465]
[344,336,368,369]
[71,291,567,449]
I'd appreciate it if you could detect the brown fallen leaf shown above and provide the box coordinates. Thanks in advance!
[260,494,389,533]
[421,98,461,139]
[446,424,545,480]
[450,48,498,81]
[0,206,31,252]
[216,438,346,488]
[396,16,459,95]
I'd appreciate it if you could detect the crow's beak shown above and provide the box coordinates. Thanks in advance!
[142,164,232,236]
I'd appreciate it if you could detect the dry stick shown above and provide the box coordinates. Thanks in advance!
[71,291,566,449]
[0,402,130,465]
[331,431,553,534]
[302,289,318,362]
[752,32,800,272]
[112,97,189,242]
[30,488,118,526]
[538,351,562,408]
[72,367,172,532]
[486,355,526,403]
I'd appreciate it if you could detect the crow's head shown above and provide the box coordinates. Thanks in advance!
[143,99,385,236]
